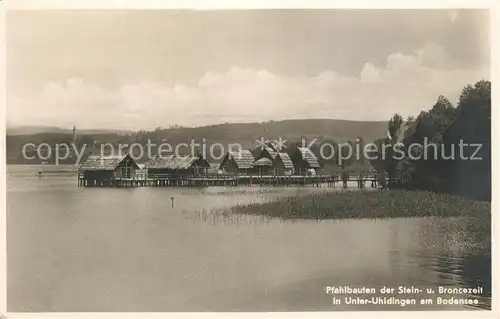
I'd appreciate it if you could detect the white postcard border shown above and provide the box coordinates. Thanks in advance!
[0,1,498,318]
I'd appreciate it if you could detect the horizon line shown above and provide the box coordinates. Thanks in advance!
[6,117,391,133]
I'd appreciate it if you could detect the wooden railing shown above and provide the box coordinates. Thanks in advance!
[140,173,386,181]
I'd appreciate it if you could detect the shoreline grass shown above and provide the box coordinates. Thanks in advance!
[223,189,491,220]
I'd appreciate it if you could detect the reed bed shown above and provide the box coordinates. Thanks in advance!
[220,189,491,220]
[182,206,280,226]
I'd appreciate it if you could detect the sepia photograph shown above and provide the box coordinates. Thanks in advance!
[3,4,495,314]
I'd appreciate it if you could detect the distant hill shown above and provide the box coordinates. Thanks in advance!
[6,125,134,136]
[139,119,388,144]
[7,125,69,135]
[6,119,388,164]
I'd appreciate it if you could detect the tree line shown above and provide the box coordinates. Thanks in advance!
[370,80,491,201]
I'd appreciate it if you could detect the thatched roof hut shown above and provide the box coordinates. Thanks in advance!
[296,147,321,168]
[79,154,139,172]
[145,155,210,178]
[219,150,255,174]
[145,155,210,170]
[221,150,254,169]
[262,146,278,160]
[277,152,294,170]
[79,154,140,181]
[289,147,321,175]
[253,157,273,176]
[253,157,273,167]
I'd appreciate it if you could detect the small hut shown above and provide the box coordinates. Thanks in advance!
[79,154,140,185]
[290,147,321,175]
[145,154,210,179]
[254,146,294,176]
[253,157,273,176]
[219,150,255,175]
[274,152,294,176]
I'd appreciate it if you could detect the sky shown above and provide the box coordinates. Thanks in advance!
[7,9,490,130]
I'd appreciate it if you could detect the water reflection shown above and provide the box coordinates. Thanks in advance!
[388,221,402,278]
[7,165,492,312]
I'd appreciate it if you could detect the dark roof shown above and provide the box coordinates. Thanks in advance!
[297,147,321,168]
[264,141,277,150]
[264,146,278,159]
[253,157,273,167]
[224,150,255,169]
[145,155,210,170]
[79,154,139,171]
[277,152,294,169]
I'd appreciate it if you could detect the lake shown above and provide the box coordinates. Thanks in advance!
[7,165,491,311]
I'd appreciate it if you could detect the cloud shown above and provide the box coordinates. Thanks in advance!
[360,63,381,84]
[8,45,489,130]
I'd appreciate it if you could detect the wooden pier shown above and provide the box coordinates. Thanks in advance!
[77,172,387,189]
[73,150,389,189]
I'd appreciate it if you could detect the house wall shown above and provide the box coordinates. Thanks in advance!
[136,169,148,180]
[242,167,257,175]
[221,159,239,174]
[255,166,273,176]
[290,150,302,175]
[111,156,138,179]
[169,168,195,179]
[113,165,137,179]
[290,149,316,175]
[191,164,208,177]
[291,155,308,175]
[147,167,202,179]
[147,168,178,178]
[271,160,294,176]
[147,168,166,178]
[83,170,113,181]
[273,160,285,176]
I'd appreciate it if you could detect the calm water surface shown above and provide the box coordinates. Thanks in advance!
[7,165,491,311]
